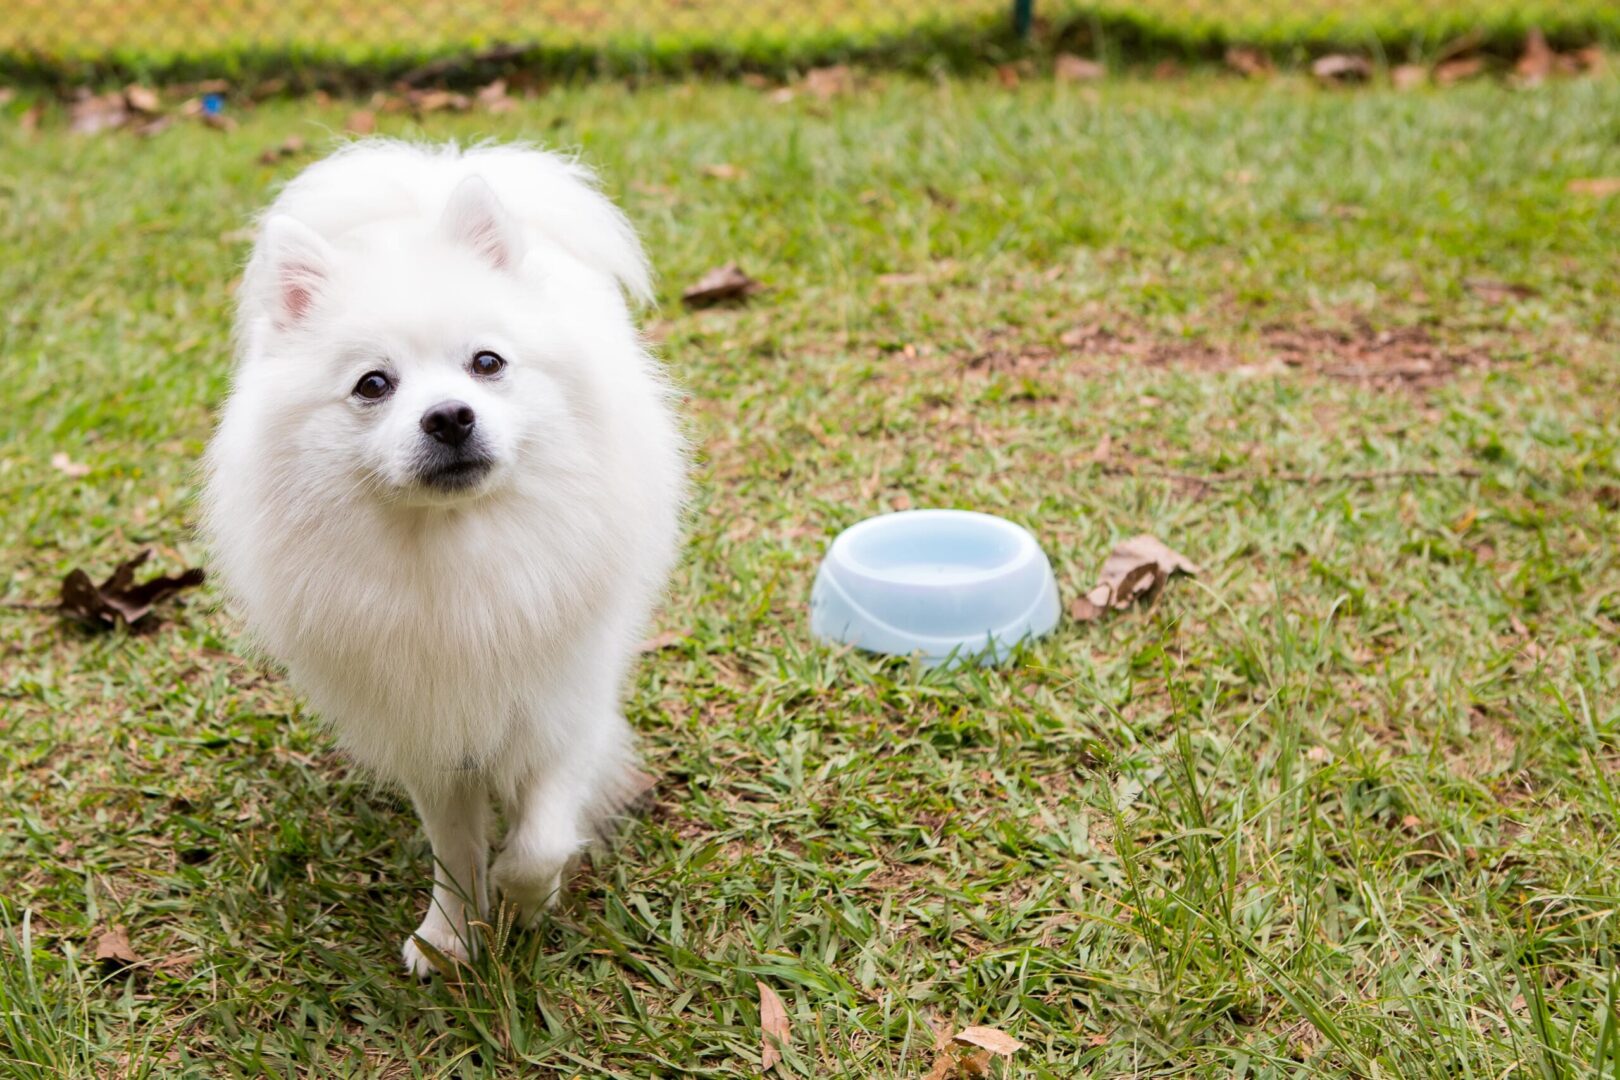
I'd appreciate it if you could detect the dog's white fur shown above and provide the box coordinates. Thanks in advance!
[203,141,684,977]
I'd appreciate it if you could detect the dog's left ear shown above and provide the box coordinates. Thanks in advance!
[441,176,526,272]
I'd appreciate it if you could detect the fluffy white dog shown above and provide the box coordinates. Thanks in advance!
[204,141,684,977]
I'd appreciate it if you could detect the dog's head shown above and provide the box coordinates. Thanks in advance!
[238,175,611,508]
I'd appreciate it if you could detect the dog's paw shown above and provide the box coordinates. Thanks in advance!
[491,851,565,927]
[402,923,471,979]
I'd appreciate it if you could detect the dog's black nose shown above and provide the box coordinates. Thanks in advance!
[421,401,476,447]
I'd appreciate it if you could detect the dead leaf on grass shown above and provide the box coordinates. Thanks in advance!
[476,79,515,113]
[953,1026,1024,1056]
[757,981,791,1069]
[1465,278,1538,302]
[1391,64,1428,90]
[1312,54,1373,84]
[1515,28,1557,85]
[804,64,854,100]
[1434,56,1487,85]
[94,926,140,970]
[124,84,161,114]
[1054,54,1106,82]
[1568,177,1620,198]
[1224,47,1273,78]
[50,452,91,477]
[681,263,764,309]
[344,109,377,134]
[637,629,687,652]
[1068,534,1199,623]
[700,162,746,181]
[60,549,206,630]
[69,90,130,134]
[256,135,307,165]
[407,89,471,114]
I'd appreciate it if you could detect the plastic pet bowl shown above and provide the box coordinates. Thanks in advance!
[810,509,1061,668]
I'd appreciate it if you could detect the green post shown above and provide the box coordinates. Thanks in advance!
[1013,0,1034,38]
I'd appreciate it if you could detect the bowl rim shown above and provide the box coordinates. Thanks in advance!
[828,508,1043,589]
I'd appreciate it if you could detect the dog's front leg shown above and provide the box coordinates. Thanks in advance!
[402,778,490,978]
[492,765,595,927]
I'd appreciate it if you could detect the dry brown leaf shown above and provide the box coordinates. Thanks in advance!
[1434,56,1486,85]
[344,109,377,134]
[1391,64,1428,90]
[700,162,746,181]
[60,549,206,630]
[1465,278,1537,302]
[69,90,129,135]
[1312,54,1373,84]
[124,84,161,114]
[637,629,687,652]
[50,452,91,477]
[757,981,791,1069]
[476,79,514,113]
[1569,177,1620,198]
[257,135,307,165]
[995,63,1022,89]
[1055,54,1106,82]
[1400,814,1423,832]
[1068,534,1199,623]
[1088,433,1113,464]
[953,1026,1024,1056]
[94,926,139,969]
[1305,746,1331,763]
[681,263,764,309]
[804,64,853,100]
[1224,47,1273,78]
[1515,28,1556,85]
[409,89,471,114]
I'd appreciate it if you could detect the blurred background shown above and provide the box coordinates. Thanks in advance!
[2,0,1615,88]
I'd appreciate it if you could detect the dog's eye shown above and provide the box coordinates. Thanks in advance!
[470,350,506,377]
[353,371,394,401]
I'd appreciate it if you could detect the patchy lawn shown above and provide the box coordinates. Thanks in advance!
[1,70,1619,1077]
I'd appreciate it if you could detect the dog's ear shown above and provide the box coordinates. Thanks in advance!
[440,175,525,272]
[258,215,335,331]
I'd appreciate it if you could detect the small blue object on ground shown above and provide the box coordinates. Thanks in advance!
[810,509,1061,668]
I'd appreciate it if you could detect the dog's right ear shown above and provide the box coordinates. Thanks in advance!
[257,215,335,331]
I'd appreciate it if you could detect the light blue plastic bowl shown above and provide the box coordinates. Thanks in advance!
[810,509,1061,667]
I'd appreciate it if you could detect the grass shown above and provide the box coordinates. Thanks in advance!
[2,67,1620,1077]
[3,0,1619,87]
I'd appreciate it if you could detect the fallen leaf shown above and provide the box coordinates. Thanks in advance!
[124,84,161,114]
[1434,56,1486,85]
[476,78,514,113]
[1055,53,1106,82]
[1305,746,1331,763]
[69,90,129,134]
[256,135,306,165]
[681,263,764,309]
[803,64,853,100]
[757,982,791,1069]
[50,452,91,477]
[1570,46,1605,73]
[637,629,687,652]
[94,926,139,970]
[344,109,376,134]
[1391,64,1428,90]
[1568,178,1620,198]
[59,549,206,630]
[1465,278,1538,302]
[1068,534,1199,623]
[1088,433,1112,464]
[1312,54,1373,84]
[1224,47,1273,78]
[1400,814,1423,832]
[1515,28,1556,85]
[995,63,1022,89]
[700,162,746,181]
[954,1026,1023,1056]
[408,89,471,114]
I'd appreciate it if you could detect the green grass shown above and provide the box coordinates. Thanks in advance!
[3,69,1620,1077]
[2,0,1618,88]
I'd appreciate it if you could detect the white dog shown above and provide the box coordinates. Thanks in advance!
[204,141,684,976]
